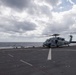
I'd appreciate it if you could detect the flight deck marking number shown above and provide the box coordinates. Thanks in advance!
[47,48,52,60]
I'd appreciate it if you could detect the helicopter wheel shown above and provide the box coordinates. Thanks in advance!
[56,45,59,47]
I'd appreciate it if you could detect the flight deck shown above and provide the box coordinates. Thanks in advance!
[0,46,76,75]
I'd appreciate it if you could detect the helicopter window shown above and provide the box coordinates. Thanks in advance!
[57,37,64,41]
[46,39,50,42]
[48,39,51,41]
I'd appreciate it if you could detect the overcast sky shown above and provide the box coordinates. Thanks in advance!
[0,0,76,42]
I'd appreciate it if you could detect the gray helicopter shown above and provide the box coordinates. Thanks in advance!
[43,34,73,48]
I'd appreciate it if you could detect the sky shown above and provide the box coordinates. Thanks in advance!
[0,0,76,42]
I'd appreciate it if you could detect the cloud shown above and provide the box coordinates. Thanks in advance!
[0,19,37,33]
[0,0,33,11]
[45,0,62,6]
[43,5,76,35]
[67,0,75,5]
[0,0,76,41]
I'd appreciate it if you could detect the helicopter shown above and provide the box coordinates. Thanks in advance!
[43,34,73,48]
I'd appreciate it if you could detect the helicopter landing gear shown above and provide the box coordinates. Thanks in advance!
[48,44,51,48]
[56,45,59,47]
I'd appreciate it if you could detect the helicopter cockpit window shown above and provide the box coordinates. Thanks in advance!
[46,39,50,42]
[47,39,51,41]
[57,37,64,41]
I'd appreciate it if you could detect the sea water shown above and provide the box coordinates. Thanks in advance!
[0,42,43,49]
[0,42,76,49]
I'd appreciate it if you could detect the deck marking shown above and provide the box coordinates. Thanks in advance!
[47,48,52,60]
[8,54,14,57]
[20,60,33,66]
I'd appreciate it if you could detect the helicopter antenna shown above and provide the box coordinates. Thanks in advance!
[69,33,73,43]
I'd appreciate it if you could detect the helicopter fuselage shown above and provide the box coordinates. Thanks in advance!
[43,37,69,47]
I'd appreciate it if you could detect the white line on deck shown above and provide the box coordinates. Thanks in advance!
[8,54,14,57]
[20,60,33,66]
[47,48,52,60]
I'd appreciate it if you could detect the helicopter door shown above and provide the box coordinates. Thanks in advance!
[55,39,58,47]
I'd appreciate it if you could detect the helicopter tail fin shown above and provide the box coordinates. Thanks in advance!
[69,35,73,43]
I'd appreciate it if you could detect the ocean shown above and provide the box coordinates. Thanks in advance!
[0,42,43,49]
[0,42,76,49]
